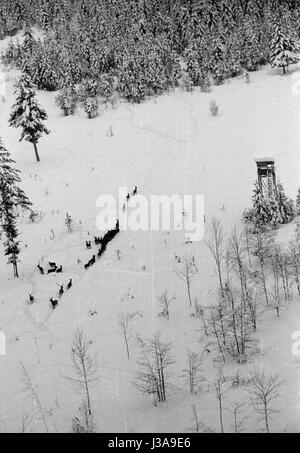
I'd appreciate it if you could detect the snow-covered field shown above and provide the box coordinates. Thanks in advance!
[1,32,300,433]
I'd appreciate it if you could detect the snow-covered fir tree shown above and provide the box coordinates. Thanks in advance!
[98,73,114,103]
[276,182,294,223]
[9,74,50,162]
[22,27,36,59]
[268,197,283,228]
[270,22,299,74]
[84,97,99,119]
[29,45,60,91]
[55,83,77,116]
[296,187,300,215]
[251,181,272,229]
[0,139,31,277]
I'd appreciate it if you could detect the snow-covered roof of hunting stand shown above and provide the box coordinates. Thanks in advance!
[255,157,276,165]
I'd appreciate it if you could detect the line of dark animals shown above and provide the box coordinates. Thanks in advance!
[29,278,73,309]
[31,189,136,311]
[49,278,73,309]
[127,186,138,203]
[33,220,121,310]
[84,219,120,270]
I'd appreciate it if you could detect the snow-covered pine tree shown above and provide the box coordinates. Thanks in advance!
[98,73,114,103]
[55,82,77,116]
[186,47,202,86]
[270,22,299,74]
[252,181,271,229]
[9,74,50,162]
[296,187,300,215]
[2,206,21,278]
[29,45,60,91]
[276,182,293,223]
[210,39,226,85]
[22,27,36,59]
[268,197,282,228]
[84,97,99,119]
[0,138,31,277]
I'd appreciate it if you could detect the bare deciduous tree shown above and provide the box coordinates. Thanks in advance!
[226,401,249,433]
[228,227,252,313]
[158,290,175,320]
[215,370,227,433]
[135,332,174,405]
[188,404,214,433]
[182,351,205,394]
[21,362,49,433]
[206,218,225,294]
[251,229,273,305]
[249,370,283,433]
[194,299,209,336]
[119,312,133,359]
[175,254,197,307]
[66,328,98,433]
[289,240,300,296]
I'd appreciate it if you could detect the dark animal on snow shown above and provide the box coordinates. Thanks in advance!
[50,298,58,309]
[58,285,64,298]
[89,255,96,266]
[37,264,44,275]
[47,267,57,274]
[29,294,35,304]
[94,237,102,246]
[56,265,63,273]
[67,279,73,290]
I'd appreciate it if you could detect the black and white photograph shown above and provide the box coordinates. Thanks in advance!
[0,0,300,436]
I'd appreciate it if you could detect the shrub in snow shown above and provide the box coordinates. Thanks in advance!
[209,99,219,116]
[84,97,99,119]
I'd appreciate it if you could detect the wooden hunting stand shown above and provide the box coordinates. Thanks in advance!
[255,158,277,198]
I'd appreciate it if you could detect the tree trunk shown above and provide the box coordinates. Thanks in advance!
[14,261,19,278]
[33,141,40,162]
[12,252,19,278]
[187,281,192,307]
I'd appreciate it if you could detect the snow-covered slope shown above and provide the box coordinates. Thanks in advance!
[0,33,300,432]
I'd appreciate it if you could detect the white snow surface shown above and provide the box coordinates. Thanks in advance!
[0,32,300,432]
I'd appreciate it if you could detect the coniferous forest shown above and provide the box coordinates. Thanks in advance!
[1,0,300,436]
[1,0,300,103]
